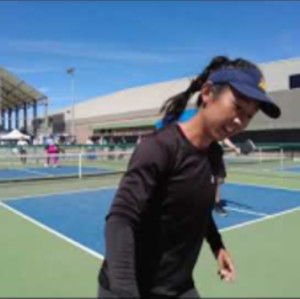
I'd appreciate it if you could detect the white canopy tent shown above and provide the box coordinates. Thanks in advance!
[0,129,30,140]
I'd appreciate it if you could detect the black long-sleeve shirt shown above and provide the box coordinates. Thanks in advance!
[98,124,225,298]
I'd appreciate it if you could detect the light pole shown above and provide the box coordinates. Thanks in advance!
[66,67,76,140]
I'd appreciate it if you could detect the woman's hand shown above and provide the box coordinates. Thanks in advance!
[217,248,236,282]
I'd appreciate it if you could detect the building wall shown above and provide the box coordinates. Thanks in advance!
[60,78,191,121]
[75,124,91,143]
[260,57,300,91]
[69,108,161,142]
[247,88,300,130]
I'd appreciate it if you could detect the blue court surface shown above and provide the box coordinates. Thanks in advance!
[0,165,110,181]
[279,166,300,173]
[3,183,300,256]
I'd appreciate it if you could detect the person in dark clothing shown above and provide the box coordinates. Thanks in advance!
[97,56,281,298]
[213,138,241,216]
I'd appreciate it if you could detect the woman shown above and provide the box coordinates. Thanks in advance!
[98,56,281,298]
[44,136,60,168]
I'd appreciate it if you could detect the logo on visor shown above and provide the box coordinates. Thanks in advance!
[258,78,267,92]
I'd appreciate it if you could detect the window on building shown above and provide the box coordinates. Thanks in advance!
[289,74,300,89]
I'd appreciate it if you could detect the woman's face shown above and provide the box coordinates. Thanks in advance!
[201,84,259,141]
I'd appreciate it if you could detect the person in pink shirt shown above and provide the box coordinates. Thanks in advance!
[45,136,60,167]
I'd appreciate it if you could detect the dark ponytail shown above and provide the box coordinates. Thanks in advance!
[160,56,260,125]
[159,79,201,125]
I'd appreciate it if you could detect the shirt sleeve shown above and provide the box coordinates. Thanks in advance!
[103,216,139,298]
[205,213,226,257]
[108,135,170,223]
[102,135,170,297]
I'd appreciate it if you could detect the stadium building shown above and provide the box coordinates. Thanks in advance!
[46,57,300,145]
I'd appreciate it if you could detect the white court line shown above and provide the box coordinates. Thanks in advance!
[221,204,300,233]
[226,207,269,217]
[0,201,104,260]
[3,181,299,203]
[226,181,300,192]
[1,186,117,202]
[1,182,299,261]
[2,199,300,262]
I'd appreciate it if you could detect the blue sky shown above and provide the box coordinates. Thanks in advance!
[1,1,300,112]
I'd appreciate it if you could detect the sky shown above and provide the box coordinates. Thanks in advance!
[1,1,300,113]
